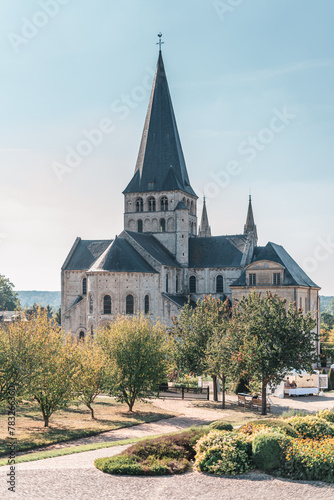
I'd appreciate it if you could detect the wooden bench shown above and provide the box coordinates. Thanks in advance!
[251,397,271,412]
[237,394,252,409]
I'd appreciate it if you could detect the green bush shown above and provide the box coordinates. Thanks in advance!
[95,428,208,476]
[317,409,334,423]
[209,421,233,431]
[95,454,189,476]
[238,419,297,438]
[286,415,334,439]
[195,430,252,475]
[233,376,249,395]
[328,369,334,391]
[252,432,291,472]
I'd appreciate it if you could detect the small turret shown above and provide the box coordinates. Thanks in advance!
[198,197,211,237]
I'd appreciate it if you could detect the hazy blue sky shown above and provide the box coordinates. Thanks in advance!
[1,0,333,294]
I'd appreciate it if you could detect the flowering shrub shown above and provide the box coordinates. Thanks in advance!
[286,416,334,439]
[282,438,334,483]
[195,431,252,475]
[209,421,233,431]
[238,419,297,438]
[317,409,334,423]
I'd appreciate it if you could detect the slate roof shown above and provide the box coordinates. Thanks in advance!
[189,235,248,268]
[126,231,180,267]
[231,242,319,288]
[163,293,197,309]
[89,237,157,274]
[175,201,188,210]
[123,51,196,197]
[63,239,112,271]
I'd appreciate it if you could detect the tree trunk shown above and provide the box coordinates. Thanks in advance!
[261,377,267,416]
[88,404,95,419]
[44,415,49,427]
[221,374,225,409]
[212,375,218,402]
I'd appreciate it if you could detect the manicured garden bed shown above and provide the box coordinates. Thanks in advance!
[95,409,334,483]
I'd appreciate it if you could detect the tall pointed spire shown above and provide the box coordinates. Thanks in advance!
[198,197,211,237]
[123,46,196,196]
[244,195,258,243]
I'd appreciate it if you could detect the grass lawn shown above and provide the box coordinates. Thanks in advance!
[0,396,175,457]
[192,400,279,425]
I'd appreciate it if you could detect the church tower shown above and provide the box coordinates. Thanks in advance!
[123,39,197,258]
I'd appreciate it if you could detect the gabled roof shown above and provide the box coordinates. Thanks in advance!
[163,293,196,309]
[89,237,157,274]
[123,51,196,197]
[125,231,180,267]
[63,239,112,271]
[189,235,248,268]
[231,242,319,288]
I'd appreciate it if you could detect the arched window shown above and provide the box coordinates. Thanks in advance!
[126,294,134,315]
[190,201,194,215]
[216,275,224,293]
[136,197,143,212]
[160,218,166,232]
[79,331,85,340]
[148,197,156,212]
[137,220,143,233]
[144,294,150,314]
[166,274,169,293]
[176,274,179,293]
[90,325,94,336]
[161,196,168,211]
[103,295,111,314]
[89,295,93,314]
[82,277,87,296]
[189,276,197,294]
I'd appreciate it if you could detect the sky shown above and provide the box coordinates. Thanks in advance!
[0,0,333,294]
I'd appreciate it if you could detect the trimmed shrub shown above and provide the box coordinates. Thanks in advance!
[195,430,252,475]
[95,454,189,476]
[328,369,334,391]
[209,421,233,431]
[95,428,209,476]
[252,432,291,472]
[282,437,334,483]
[286,416,334,439]
[317,409,334,423]
[233,376,249,395]
[238,419,297,438]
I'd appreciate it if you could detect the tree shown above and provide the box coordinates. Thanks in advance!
[229,292,318,415]
[0,274,19,311]
[97,316,171,412]
[172,295,231,402]
[25,309,79,426]
[76,337,106,419]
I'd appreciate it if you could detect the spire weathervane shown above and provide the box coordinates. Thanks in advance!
[157,32,164,52]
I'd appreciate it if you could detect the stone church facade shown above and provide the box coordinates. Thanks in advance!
[61,49,320,339]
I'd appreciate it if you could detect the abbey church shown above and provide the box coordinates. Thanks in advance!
[61,48,320,338]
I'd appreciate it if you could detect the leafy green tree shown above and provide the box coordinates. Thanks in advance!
[172,295,231,402]
[25,309,79,426]
[229,292,318,415]
[0,274,19,310]
[76,337,106,419]
[321,312,334,330]
[97,316,171,412]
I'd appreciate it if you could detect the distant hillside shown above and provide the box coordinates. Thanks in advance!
[320,296,334,313]
[17,291,61,309]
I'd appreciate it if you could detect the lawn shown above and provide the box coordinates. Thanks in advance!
[0,396,175,456]
[192,400,278,425]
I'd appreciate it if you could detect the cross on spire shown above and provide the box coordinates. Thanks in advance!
[157,32,164,52]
